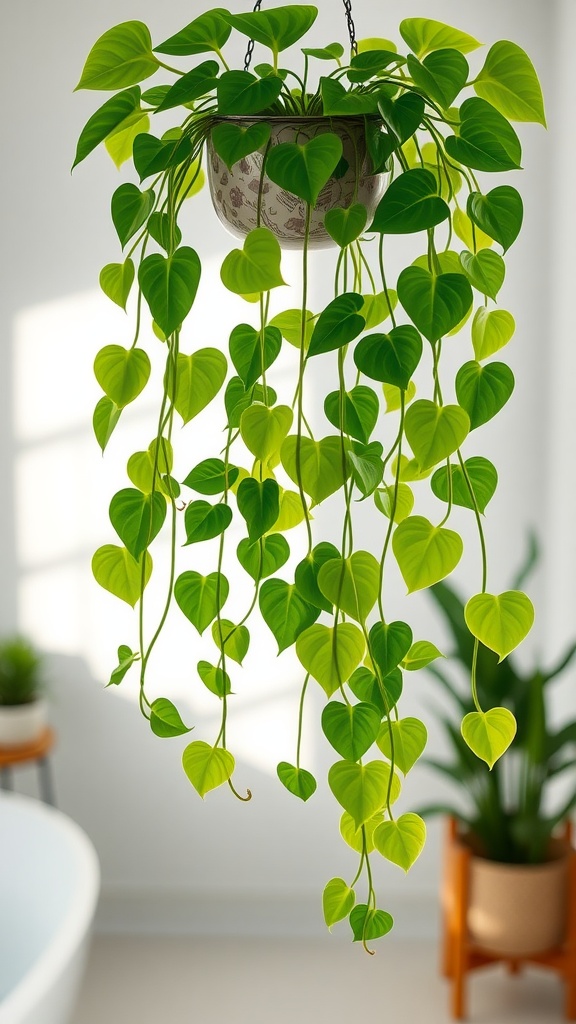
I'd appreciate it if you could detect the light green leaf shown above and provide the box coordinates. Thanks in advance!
[105,112,150,168]
[155,9,232,56]
[174,571,229,634]
[216,70,283,115]
[472,307,515,360]
[211,619,250,665]
[150,698,192,738]
[111,183,155,248]
[431,457,498,514]
[73,86,142,167]
[464,590,535,661]
[94,345,150,408]
[211,121,272,170]
[374,483,414,524]
[400,18,481,58]
[340,810,383,854]
[221,228,285,295]
[92,544,152,607]
[445,98,522,173]
[324,204,367,247]
[197,660,231,697]
[99,260,135,311]
[171,348,227,424]
[404,400,469,471]
[456,361,514,429]
[272,488,309,532]
[237,534,290,581]
[317,551,380,622]
[296,623,365,697]
[350,905,394,943]
[452,209,494,251]
[383,381,416,413]
[323,878,355,929]
[348,441,384,497]
[269,308,315,349]
[224,6,318,55]
[397,266,472,342]
[307,293,365,357]
[328,759,396,829]
[229,324,282,387]
[127,437,174,496]
[374,813,426,871]
[109,487,166,559]
[277,762,317,801]
[402,642,445,672]
[467,187,523,252]
[354,326,422,388]
[459,249,505,300]
[371,169,450,234]
[376,717,427,773]
[76,21,159,90]
[474,40,546,126]
[236,478,280,542]
[182,740,234,797]
[108,645,140,686]
[93,397,121,452]
[183,500,232,544]
[302,42,344,60]
[322,701,381,760]
[138,247,200,336]
[461,707,517,768]
[259,579,319,653]
[266,134,343,207]
[281,435,349,506]
[240,404,293,463]
[369,620,412,678]
[361,291,398,329]
[393,516,463,592]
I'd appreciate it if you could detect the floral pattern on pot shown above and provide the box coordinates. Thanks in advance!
[207,117,387,249]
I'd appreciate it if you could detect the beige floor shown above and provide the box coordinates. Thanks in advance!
[74,936,565,1024]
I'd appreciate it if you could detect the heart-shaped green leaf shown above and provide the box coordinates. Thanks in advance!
[321,77,379,115]
[197,660,231,697]
[155,9,232,56]
[211,121,272,170]
[407,49,468,108]
[400,18,481,58]
[147,212,182,252]
[171,348,227,424]
[467,187,523,253]
[459,249,505,300]
[277,762,317,801]
[324,386,379,445]
[376,717,427,773]
[456,361,514,429]
[266,133,343,206]
[374,813,426,871]
[237,534,290,581]
[217,70,283,115]
[229,323,282,388]
[340,810,384,854]
[350,905,394,943]
[138,246,201,337]
[461,707,517,768]
[317,551,380,622]
[369,621,413,678]
[174,571,229,634]
[182,740,235,797]
[150,698,192,738]
[108,645,140,686]
[362,291,398,329]
[240,404,293,463]
[348,667,403,717]
[328,759,395,828]
[259,579,319,653]
[105,111,150,170]
[221,228,285,295]
[294,542,340,613]
[353,326,423,388]
[73,87,142,167]
[348,441,385,498]
[155,60,219,112]
[324,203,368,247]
[296,623,365,697]
[127,437,174,496]
[183,501,232,544]
[371,169,450,234]
[133,132,192,181]
[431,457,498,514]
[236,478,280,542]
[93,397,121,452]
[464,590,535,661]
[99,259,135,311]
[445,98,522,173]
[474,40,546,126]
[225,6,318,55]
[76,21,159,91]
[307,293,365,356]
[281,435,349,506]
[374,482,414,524]
[378,93,425,145]
[269,308,315,349]
[323,877,356,928]
[211,619,250,665]
[472,307,515,361]
[109,487,166,559]
[404,400,469,471]
[322,701,381,760]
[393,516,463,592]
[183,459,239,496]
[92,544,152,607]
[94,345,150,408]
[397,267,473,342]
[111,183,155,248]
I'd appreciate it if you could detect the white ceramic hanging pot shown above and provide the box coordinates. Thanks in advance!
[206,115,388,249]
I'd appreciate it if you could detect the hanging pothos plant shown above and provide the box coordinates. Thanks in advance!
[74,3,545,950]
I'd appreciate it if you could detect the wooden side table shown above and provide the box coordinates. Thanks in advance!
[0,726,56,805]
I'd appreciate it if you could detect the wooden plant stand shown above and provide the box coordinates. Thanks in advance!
[0,726,57,805]
[441,817,576,1020]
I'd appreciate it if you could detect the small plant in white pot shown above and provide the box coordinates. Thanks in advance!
[0,638,46,748]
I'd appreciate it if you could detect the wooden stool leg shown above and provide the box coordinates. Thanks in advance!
[451,842,471,1020]
[38,757,56,806]
[0,766,13,791]
[565,850,576,1020]
[441,818,458,978]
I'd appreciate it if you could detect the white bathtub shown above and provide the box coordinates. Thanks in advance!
[0,793,100,1024]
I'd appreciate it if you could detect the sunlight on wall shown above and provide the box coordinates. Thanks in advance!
[13,253,316,776]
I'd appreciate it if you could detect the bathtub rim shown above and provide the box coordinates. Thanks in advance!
[0,791,100,1022]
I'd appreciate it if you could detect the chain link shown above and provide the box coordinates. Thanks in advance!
[243,0,358,71]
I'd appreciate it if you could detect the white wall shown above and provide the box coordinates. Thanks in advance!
[0,0,566,938]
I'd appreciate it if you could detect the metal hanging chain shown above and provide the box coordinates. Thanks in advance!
[243,0,358,71]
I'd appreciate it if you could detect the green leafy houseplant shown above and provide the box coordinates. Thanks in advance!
[422,539,576,866]
[74,4,546,947]
[0,637,43,707]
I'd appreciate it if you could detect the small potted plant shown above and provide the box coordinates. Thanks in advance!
[0,637,46,748]
[421,538,576,961]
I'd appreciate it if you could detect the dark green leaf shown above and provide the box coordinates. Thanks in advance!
[348,442,384,497]
[407,48,468,109]
[431,457,498,514]
[303,41,344,59]
[266,133,344,206]
[354,326,422,388]
[348,666,403,715]
[109,487,166,559]
[324,386,379,444]
[76,21,158,90]
[150,697,192,737]
[455,361,515,429]
[211,121,272,170]
[111,183,155,248]
[147,212,182,252]
[467,186,523,252]
[217,70,283,115]
[229,323,282,387]
[308,293,365,356]
[459,249,505,299]
[155,9,232,56]
[183,500,233,543]
[183,458,239,495]
[139,247,201,336]
[277,762,317,801]
[322,701,381,760]
[236,478,280,542]
[93,397,121,452]
[377,92,425,144]
[371,169,450,234]
[324,204,367,247]
[259,579,319,653]
[73,87,141,167]
[237,533,290,580]
[348,49,402,82]
[225,378,277,428]
[155,61,219,112]
[397,267,472,342]
[174,570,229,633]
[350,905,394,942]
[445,98,522,173]
[369,620,413,677]
[198,660,232,697]
[295,542,341,612]
[320,77,378,115]
[132,132,192,180]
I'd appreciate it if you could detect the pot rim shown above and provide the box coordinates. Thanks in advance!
[210,114,382,125]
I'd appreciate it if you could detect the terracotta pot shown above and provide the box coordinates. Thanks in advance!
[0,699,47,747]
[206,116,388,249]
[466,838,570,956]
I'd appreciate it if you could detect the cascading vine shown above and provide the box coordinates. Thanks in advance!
[74,5,545,948]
